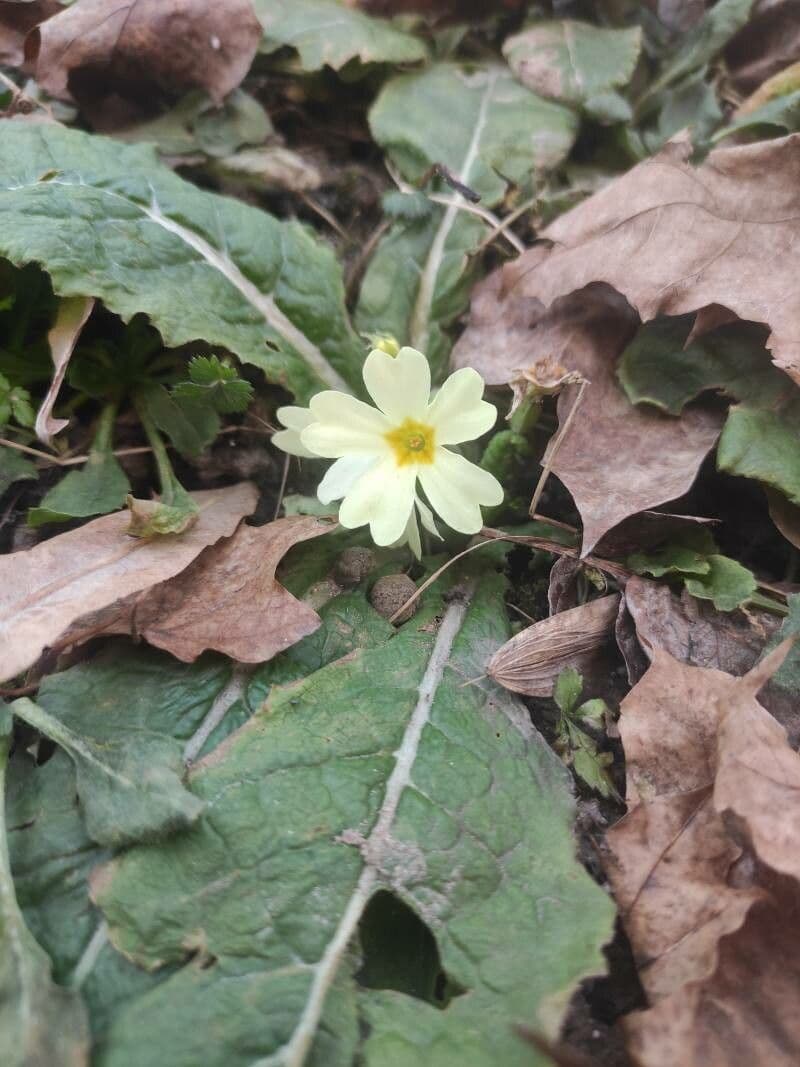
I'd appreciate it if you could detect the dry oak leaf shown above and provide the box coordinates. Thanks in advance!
[453,282,723,554]
[64,515,335,663]
[500,134,800,386]
[488,593,620,698]
[0,0,60,68]
[605,639,800,1067]
[725,0,800,95]
[28,0,261,108]
[0,481,258,684]
[622,575,799,744]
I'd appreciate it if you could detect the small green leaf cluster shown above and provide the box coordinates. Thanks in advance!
[0,373,34,431]
[553,667,619,799]
[628,526,764,613]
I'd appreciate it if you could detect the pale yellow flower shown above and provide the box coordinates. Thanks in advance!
[277,346,501,551]
[272,405,316,458]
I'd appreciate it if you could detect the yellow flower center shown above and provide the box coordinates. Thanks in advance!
[385,417,436,466]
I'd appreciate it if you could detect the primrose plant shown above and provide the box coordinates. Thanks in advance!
[274,345,503,556]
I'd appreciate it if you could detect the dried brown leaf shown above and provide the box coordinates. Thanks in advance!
[35,296,94,445]
[0,0,59,68]
[547,555,583,615]
[487,593,620,697]
[66,516,334,663]
[501,136,800,386]
[0,481,257,683]
[725,0,800,94]
[622,575,800,742]
[29,0,261,120]
[454,282,723,554]
[606,640,800,1067]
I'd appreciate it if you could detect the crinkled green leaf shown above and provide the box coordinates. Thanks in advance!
[0,709,90,1067]
[117,89,273,159]
[255,0,427,71]
[172,355,254,414]
[503,20,642,108]
[6,644,230,847]
[0,373,35,430]
[93,571,614,1066]
[554,666,583,715]
[712,89,800,144]
[628,526,717,578]
[28,451,130,527]
[140,383,220,458]
[618,319,800,504]
[6,647,236,1041]
[717,403,800,506]
[568,726,618,800]
[7,750,165,1039]
[0,123,363,403]
[639,0,754,112]
[0,447,36,496]
[762,593,800,699]
[684,554,758,612]
[356,211,486,379]
[618,318,787,415]
[359,64,577,377]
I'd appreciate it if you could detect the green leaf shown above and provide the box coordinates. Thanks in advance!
[281,493,333,518]
[140,383,220,457]
[7,751,165,1032]
[639,0,754,111]
[628,526,717,578]
[761,593,800,698]
[0,447,37,496]
[554,667,583,715]
[28,449,130,527]
[9,676,206,847]
[255,0,427,71]
[0,709,90,1067]
[116,89,273,159]
[356,211,486,379]
[712,89,800,144]
[359,64,577,375]
[5,648,236,1040]
[28,405,130,527]
[618,318,787,415]
[0,123,364,403]
[503,21,642,108]
[0,373,35,429]
[575,698,609,725]
[172,354,254,414]
[618,319,800,504]
[717,403,800,506]
[93,571,614,1066]
[684,554,758,612]
[569,727,619,800]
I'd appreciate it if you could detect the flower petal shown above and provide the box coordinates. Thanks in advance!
[338,458,416,546]
[302,391,390,458]
[273,406,317,458]
[426,368,496,444]
[362,347,431,422]
[317,455,378,505]
[415,495,442,540]
[395,508,422,559]
[418,448,503,534]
